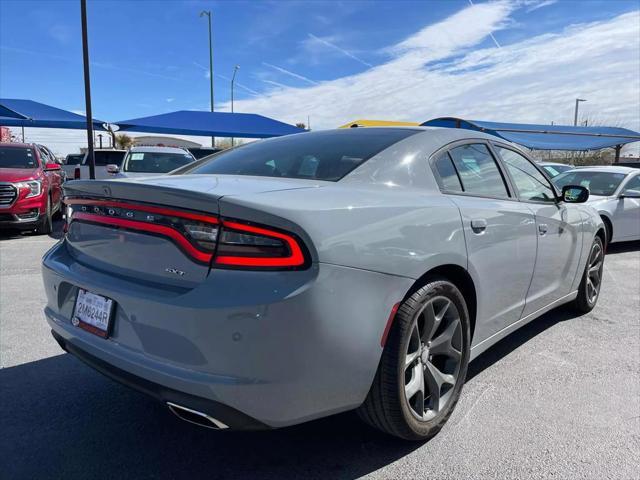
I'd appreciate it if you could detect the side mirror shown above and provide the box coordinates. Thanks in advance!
[620,189,640,199]
[106,164,120,174]
[562,185,589,203]
[45,162,61,171]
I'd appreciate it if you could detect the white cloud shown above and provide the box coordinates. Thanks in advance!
[227,4,639,144]
[262,62,319,85]
[306,33,373,67]
[165,98,175,103]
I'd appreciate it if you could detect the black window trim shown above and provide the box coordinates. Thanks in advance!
[428,138,517,202]
[488,141,561,204]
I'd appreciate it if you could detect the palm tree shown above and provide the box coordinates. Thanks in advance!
[115,133,134,150]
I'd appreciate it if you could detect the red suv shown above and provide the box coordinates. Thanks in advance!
[0,143,63,234]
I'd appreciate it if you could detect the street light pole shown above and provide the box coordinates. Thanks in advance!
[80,0,95,179]
[574,98,586,126]
[200,10,214,148]
[231,65,239,147]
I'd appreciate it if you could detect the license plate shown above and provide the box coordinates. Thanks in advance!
[72,289,115,338]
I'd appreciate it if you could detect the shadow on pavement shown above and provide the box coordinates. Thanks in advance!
[0,219,65,241]
[0,351,420,480]
[1,303,589,479]
[606,240,640,255]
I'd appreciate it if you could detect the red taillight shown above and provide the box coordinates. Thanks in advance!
[66,199,309,269]
[214,220,306,268]
[74,167,81,179]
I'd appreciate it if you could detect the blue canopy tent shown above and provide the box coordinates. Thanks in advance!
[114,110,304,138]
[0,98,106,131]
[421,117,640,160]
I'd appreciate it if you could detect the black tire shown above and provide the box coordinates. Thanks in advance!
[600,216,612,246]
[52,197,63,220]
[36,196,53,235]
[571,235,604,313]
[358,277,471,441]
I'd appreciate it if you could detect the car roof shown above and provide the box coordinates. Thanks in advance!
[128,146,188,154]
[0,142,34,148]
[572,165,637,174]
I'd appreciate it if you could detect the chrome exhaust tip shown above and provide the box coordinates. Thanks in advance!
[166,402,229,430]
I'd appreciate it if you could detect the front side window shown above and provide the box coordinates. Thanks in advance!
[181,129,419,181]
[447,143,509,198]
[622,175,640,193]
[553,171,627,196]
[123,152,194,173]
[497,147,556,203]
[0,147,38,169]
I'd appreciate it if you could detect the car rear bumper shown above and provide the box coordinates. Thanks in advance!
[42,240,413,428]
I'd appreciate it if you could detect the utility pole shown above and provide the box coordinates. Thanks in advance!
[231,65,239,147]
[573,98,586,127]
[200,10,214,148]
[80,0,95,179]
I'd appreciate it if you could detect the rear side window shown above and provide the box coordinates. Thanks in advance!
[65,154,84,165]
[433,152,463,192]
[183,129,419,181]
[92,151,125,166]
[448,144,509,198]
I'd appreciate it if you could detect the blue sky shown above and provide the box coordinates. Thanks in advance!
[1,0,639,153]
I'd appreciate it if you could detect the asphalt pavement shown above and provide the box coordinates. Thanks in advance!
[1,221,639,480]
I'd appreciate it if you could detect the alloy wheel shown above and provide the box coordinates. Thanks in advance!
[586,241,604,304]
[403,296,463,421]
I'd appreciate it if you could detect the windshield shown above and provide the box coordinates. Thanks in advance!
[65,154,84,165]
[0,147,38,169]
[553,171,627,196]
[179,129,419,181]
[124,151,194,173]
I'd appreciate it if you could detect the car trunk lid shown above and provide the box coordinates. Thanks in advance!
[63,175,319,288]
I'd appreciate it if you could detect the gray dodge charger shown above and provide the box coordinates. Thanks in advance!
[42,127,605,440]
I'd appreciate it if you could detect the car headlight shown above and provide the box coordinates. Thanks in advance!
[15,180,42,198]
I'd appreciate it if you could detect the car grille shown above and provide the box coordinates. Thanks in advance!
[0,184,17,206]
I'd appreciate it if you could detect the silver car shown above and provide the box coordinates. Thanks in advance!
[43,127,605,440]
[106,146,196,178]
[554,166,640,243]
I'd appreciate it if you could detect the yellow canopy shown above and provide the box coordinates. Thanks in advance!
[338,119,420,129]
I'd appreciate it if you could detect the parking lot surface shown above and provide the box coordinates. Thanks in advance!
[1,222,639,480]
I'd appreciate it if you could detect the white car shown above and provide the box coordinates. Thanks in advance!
[554,166,640,244]
[107,146,196,178]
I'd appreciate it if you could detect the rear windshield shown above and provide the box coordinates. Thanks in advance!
[86,150,126,166]
[0,147,38,169]
[123,151,194,173]
[553,171,626,196]
[179,129,419,181]
[65,154,84,165]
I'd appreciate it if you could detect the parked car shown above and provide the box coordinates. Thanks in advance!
[107,146,196,178]
[61,149,126,180]
[0,142,63,233]
[43,128,605,440]
[553,166,640,243]
[538,161,574,177]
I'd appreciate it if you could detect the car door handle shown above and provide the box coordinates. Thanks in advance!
[538,223,548,235]
[471,219,487,234]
